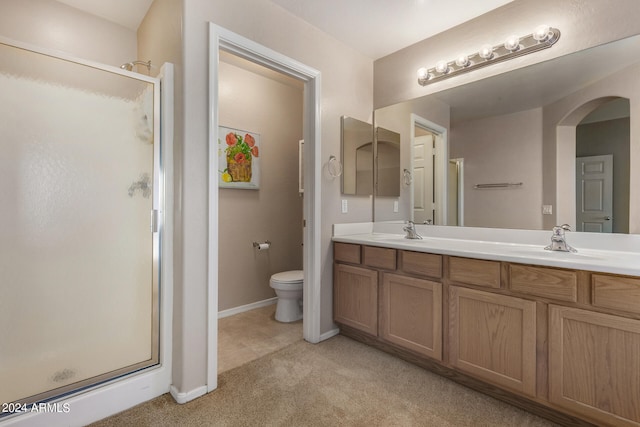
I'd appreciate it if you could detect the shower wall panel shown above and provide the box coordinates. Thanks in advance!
[0,45,158,406]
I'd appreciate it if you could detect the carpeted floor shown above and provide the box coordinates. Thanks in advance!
[91,335,558,426]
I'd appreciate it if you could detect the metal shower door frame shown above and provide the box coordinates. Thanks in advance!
[0,35,163,408]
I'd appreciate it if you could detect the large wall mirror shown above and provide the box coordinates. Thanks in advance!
[374,34,640,233]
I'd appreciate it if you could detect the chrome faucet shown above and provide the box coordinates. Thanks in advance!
[403,221,422,239]
[544,224,577,253]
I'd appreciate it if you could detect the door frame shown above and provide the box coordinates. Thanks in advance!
[449,158,465,226]
[410,114,448,224]
[208,24,322,391]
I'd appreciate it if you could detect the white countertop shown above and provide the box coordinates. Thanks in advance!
[332,222,640,276]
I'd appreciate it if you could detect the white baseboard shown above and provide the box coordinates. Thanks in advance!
[169,385,207,404]
[218,297,277,319]
[319,328,340,342]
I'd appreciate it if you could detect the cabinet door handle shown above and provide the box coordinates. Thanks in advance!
[604,216,612,221]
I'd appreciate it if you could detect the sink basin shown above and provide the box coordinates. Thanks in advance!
[507,248,602,261]
[369,234,427,244]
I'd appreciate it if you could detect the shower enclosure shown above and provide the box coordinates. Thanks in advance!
[0,39,161,410]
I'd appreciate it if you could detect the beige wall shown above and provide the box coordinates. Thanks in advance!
[0,0,137,66]
[374,0,640,109]
[218,57,303,311]
[450,108,543,229]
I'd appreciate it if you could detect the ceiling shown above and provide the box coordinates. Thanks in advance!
[269,0,513,59]
[54,0,513,59]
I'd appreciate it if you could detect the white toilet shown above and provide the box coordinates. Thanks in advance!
[269,270,303,322]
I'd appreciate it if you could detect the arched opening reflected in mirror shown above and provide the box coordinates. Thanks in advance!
[556,97,630,233]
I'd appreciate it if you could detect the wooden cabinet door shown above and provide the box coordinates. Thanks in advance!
[333,263,378,335]
[380,273,442,360]
[549,305,640,426]
[449,286,536,396]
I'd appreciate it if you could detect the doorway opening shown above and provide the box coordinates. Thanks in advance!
[208,24,322,392]
[216,50,304,373]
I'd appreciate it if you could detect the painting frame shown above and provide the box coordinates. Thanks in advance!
[217,126,261,190]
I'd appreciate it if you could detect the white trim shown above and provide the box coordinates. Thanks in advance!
[320,328,340,341]
[449,158,465,226]
[208,23,323,395]
[218,298,277,319]
[169,385,207,405]
[410,114,449,225]
[0,40,174,427]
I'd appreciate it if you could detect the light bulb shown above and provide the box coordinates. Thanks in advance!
[417,67,430,84]
[479,44,494,60]
[455,54,470,67]
[504,35,520,52]
[533,24,551,42]
[435,60,449,74]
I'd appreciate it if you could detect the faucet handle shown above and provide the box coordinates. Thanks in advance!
[552,224,571,234]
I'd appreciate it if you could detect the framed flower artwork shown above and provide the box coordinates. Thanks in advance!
[218,126,260,189]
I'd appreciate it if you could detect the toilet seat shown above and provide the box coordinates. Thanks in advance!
[271,270,303,283]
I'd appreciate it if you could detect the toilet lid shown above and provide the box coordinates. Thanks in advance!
[271,270,303,283]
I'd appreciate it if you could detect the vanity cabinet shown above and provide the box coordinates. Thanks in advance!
[333,263,378,336]
[549,305,640,426]
[333,241,640,426]
[449,286,537,397]
[380,273,442,360]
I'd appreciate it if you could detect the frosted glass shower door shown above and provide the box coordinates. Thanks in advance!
[0,40,160,407]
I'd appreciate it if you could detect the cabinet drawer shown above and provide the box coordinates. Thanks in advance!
[509,264,577,302]
[334,242,361,264]
[593,274,640,315]
[400,251,442,279]
[363,246,397,270]
[448,257,501,288]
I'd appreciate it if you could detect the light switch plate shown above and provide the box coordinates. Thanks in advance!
[341,199,348,213]
[393,201,399,212]
[542,205,553,215]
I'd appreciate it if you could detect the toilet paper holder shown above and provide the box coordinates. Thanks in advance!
[253,240,271,250]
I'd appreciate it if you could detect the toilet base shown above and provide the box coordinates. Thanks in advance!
[274,297,302,323]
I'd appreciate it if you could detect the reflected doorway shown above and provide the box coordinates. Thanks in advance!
[411,115,448,225]
[574,98,630,233]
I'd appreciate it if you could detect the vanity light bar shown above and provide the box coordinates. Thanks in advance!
[417,25,560,86]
